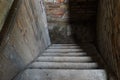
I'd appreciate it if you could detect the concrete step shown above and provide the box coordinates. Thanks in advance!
[16,69,106,80]
[42,52,87,56]
[52,44,78,46]
[42,52,96,56]
[29,62,99,69]
[45,49,83,53]
[49,46,80,49]
[36,56,93,62]
[51,43,93,47]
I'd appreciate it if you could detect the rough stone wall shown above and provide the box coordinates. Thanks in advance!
[0,0,14,31]
[0,0,50,80]
[44,0,74,44]
[44,0,97,44]
[97,0,120,79]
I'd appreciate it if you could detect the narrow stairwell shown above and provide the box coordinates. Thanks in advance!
[15,44,107,80]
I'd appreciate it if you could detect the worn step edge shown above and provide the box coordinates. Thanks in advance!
[41,54,96,56]
[36,56,93,62]
[45,49,83,52]
[29,62,100,69]
[52,44,78,46]
[15,69,106,80]
[42,52,96,56]
[51,44,93,47]
[42,52,94,55]
[49,46,80,49]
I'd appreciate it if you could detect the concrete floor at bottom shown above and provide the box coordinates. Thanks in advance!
[15,69,107,80]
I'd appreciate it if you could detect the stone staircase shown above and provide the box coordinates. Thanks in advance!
[15,44,107,80]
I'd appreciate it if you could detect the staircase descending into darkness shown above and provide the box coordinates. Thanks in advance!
[15,43,107,80]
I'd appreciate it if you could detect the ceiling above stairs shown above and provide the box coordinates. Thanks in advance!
[69,0,98,23]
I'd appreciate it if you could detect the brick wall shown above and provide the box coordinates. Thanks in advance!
[0,0,50,80]
[44,0,74,43]
[97,0,120,79]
